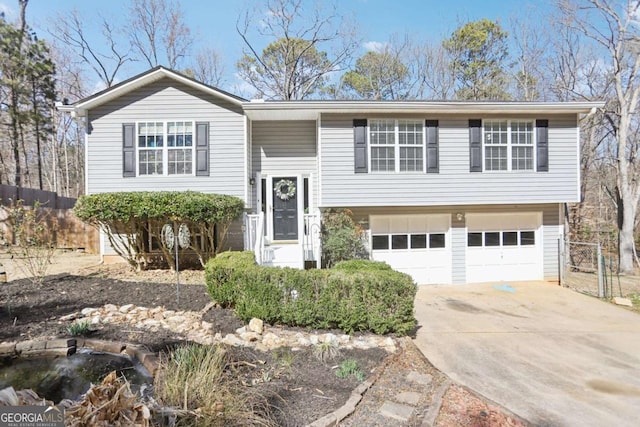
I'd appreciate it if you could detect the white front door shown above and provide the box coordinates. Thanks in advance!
[370,214,452,285]
[465,212,543,283]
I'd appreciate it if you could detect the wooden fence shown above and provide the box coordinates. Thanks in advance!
[0,184,77,209]
[0,185,99,253]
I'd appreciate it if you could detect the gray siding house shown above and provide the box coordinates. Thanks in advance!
[62,67,602,285]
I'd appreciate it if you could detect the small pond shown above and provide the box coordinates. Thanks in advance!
[0,349,153,403]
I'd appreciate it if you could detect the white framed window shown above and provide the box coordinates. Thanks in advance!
[369,119,424,173]
[483,119,535,171]
[137,121,195,176]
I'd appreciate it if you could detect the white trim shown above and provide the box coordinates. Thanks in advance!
[243,101,604,121]
[70,68,243,116]
[265,173,305,242]
[317,114,322,208]
[368,118,425,173]
[482,119,536,172]
[84,117,90,194]
[576,117,581,200]
[244,116,249,207]
[134,120,196,177]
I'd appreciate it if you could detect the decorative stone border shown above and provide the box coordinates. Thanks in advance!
[62,304,399,353]
[0,338,159,376]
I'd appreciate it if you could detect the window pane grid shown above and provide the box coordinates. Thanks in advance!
[370,119,395,145]
[137,121,195,176]
[467,231,536,247]
[400,147,423,172]
[370,119,424,172]
[168,148,193,175]
[139,150,163,175]
[483,120,535,171]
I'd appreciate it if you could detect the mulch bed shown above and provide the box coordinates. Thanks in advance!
[1,262,531,426]
[0,274,387,425]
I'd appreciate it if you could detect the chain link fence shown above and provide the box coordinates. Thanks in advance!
[562,239,639,299]
[562,241,603,297]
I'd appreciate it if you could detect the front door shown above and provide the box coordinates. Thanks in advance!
[272,177,298,240]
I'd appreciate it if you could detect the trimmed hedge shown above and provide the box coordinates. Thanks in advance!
[74,191,244,270]
[205,252,417,335]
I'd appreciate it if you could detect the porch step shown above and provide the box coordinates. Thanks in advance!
[263,243,303,269]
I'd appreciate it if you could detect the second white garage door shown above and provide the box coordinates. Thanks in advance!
[466,212,543,283]
[370,214,451,285]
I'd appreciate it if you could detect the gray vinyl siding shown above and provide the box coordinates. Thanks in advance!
[320,114,578,207]
[251,120,318,211]
[86,77,245,200]
[543,204,562,281]
[347,203,562,284]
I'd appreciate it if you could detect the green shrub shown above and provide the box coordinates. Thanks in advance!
[205,251,256,306]
[333,259,392,272]
[74,191,244,270]
[335,359,365,382]
[205,252,417,335]
[67,320,91,336]
[321,209,368,268]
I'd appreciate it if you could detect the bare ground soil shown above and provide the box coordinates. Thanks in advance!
[0,250,529,426]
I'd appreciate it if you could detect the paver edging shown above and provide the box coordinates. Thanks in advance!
[305,341,404,427]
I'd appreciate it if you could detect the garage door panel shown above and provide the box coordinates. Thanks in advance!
[466,213,542,283]
[371,214,451,285]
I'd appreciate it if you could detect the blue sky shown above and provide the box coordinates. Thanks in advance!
[0,0,553,95]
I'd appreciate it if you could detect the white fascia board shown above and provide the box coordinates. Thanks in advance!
[67,68,244,117]
[242,101,605,120]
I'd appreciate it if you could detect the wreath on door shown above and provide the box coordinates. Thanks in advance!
[274,179,296,201]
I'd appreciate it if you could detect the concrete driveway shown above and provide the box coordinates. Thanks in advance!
[413,282,640,427]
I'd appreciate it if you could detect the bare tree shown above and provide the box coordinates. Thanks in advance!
[559,0,640,272]
[49,9,132,88]
[236,0,359,100]
[128,0,193,69]
[185,47,226,87]
[510,10,549,101]
[412,41,456,100]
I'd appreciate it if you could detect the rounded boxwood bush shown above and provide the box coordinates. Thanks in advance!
[205,252,417,335]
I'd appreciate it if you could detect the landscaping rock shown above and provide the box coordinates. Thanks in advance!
[240,332,261,342]
[613,297,633,307]
[248,318,264,334]
[72,303,399,353]
[222,334,244,347]
[119,304,134,313]
[81,307,97,316]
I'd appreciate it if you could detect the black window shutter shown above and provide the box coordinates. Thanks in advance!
[353,119,368,173]
[536,119,549,172]
[196,121,210,176]
[426,120,439,173]
[122,123,135,177]
[469,119,482,172]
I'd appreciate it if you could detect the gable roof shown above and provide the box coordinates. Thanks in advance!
[59,66,247,117]
[58,65,604,119]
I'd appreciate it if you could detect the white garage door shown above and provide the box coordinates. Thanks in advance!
[370,214,451,285]
[466,212,543,283]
